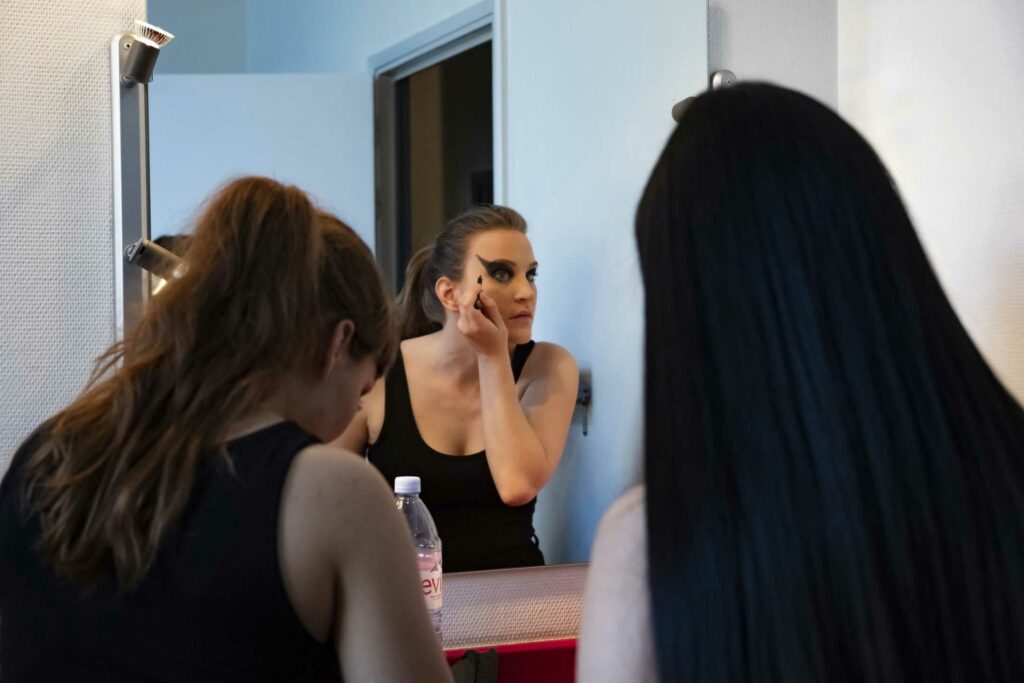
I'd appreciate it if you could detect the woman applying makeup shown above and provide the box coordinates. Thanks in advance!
[336,206,578,572]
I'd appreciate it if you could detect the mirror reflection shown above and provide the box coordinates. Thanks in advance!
[337,209,578,572]
[147,0,708,572]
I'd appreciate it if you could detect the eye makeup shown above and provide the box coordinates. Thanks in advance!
[472,254,539,314]
[476,255,539,285]
[476,255,512,283]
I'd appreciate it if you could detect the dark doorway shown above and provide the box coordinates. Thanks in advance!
[394,41,493,290]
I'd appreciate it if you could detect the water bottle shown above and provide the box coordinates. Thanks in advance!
[394,476,443,639]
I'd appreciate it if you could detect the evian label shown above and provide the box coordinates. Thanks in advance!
[420,565,442,611]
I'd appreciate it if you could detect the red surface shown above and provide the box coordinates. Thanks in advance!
[446,638,577,683]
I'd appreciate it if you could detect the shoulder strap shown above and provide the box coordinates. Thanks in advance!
[379,349,416,442]
[511,341,537,382]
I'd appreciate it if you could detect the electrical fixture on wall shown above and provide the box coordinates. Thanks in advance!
[671,69,738,122]
[123,238,186,281]
[124,238,187,296]
[111,20,174,339]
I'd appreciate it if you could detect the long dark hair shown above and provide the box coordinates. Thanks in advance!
[396,205,527,339]
[636,83,1024,681]
[21,177,396,591]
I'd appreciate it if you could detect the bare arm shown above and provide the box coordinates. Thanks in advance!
[456,289,579,505]
[577,486,657,683]
[285,445,452,683]
[476,342,578,505]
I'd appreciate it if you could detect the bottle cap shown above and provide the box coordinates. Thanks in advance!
[394,476,421,495]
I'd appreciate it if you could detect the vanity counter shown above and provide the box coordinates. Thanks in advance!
[440,563,586,681]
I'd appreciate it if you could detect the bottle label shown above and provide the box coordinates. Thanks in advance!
[421,565,443,611]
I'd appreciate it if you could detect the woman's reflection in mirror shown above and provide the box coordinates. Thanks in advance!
[335,205,579,573]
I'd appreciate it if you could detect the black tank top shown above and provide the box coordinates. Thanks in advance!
[0,422,338,682]
[367,342,545,573]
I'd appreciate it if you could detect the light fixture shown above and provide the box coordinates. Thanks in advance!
[124,238,187,283]
[111,19,174,337]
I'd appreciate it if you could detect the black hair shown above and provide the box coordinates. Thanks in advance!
[636,82,1024,681]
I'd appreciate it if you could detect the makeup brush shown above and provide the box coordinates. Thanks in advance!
[474,275,483,309]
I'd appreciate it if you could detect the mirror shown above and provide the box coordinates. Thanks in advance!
[147,0,708,571]
[145,1,1024,575]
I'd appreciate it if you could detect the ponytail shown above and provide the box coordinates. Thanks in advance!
[396,245,443,340]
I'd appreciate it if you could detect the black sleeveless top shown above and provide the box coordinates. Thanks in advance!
[367,342,545,573]
[0,422,338,682]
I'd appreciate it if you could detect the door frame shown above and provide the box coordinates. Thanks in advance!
[369,0,507,293]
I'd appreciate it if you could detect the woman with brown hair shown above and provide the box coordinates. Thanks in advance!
[336,205,579,573]
[0,177,453,682]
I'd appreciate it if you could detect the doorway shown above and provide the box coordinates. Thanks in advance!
[374,16,497,293]
[396,41,493,292]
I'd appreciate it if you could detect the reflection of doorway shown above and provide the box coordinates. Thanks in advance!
[395,42,493,290]
[373,8,498,294]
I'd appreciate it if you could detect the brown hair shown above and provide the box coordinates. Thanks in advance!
[20,176,396,591]
[396,204,527,339]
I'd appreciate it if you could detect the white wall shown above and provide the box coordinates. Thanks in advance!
[149,0,488,246]
[1,2,146,470]
[504,0,707,563]
[245,0,482,73]
[839,0,1024,399]
[149,73,374,243]
[711,0,838,107]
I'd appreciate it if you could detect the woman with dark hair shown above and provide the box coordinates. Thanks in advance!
[336,205,579,572]
[0,177,453,682]
[578,83,1024,681]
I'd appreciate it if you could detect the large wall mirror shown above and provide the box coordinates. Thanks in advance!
[147,0,709,571]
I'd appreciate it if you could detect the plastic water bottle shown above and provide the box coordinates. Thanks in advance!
[394,476,443,639]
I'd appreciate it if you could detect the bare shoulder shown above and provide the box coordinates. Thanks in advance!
[285,444,393,523]
[588,485,648,591]
[399,334,431,361]
[597,485,647,541]
[579,484,656,682]
[523,341,578,381]
[394,335,430,379]
[589,485,650,612]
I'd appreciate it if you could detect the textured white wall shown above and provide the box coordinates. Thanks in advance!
[839,0,1024,399]
[1,2,147,471]
[711,0,838,107]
